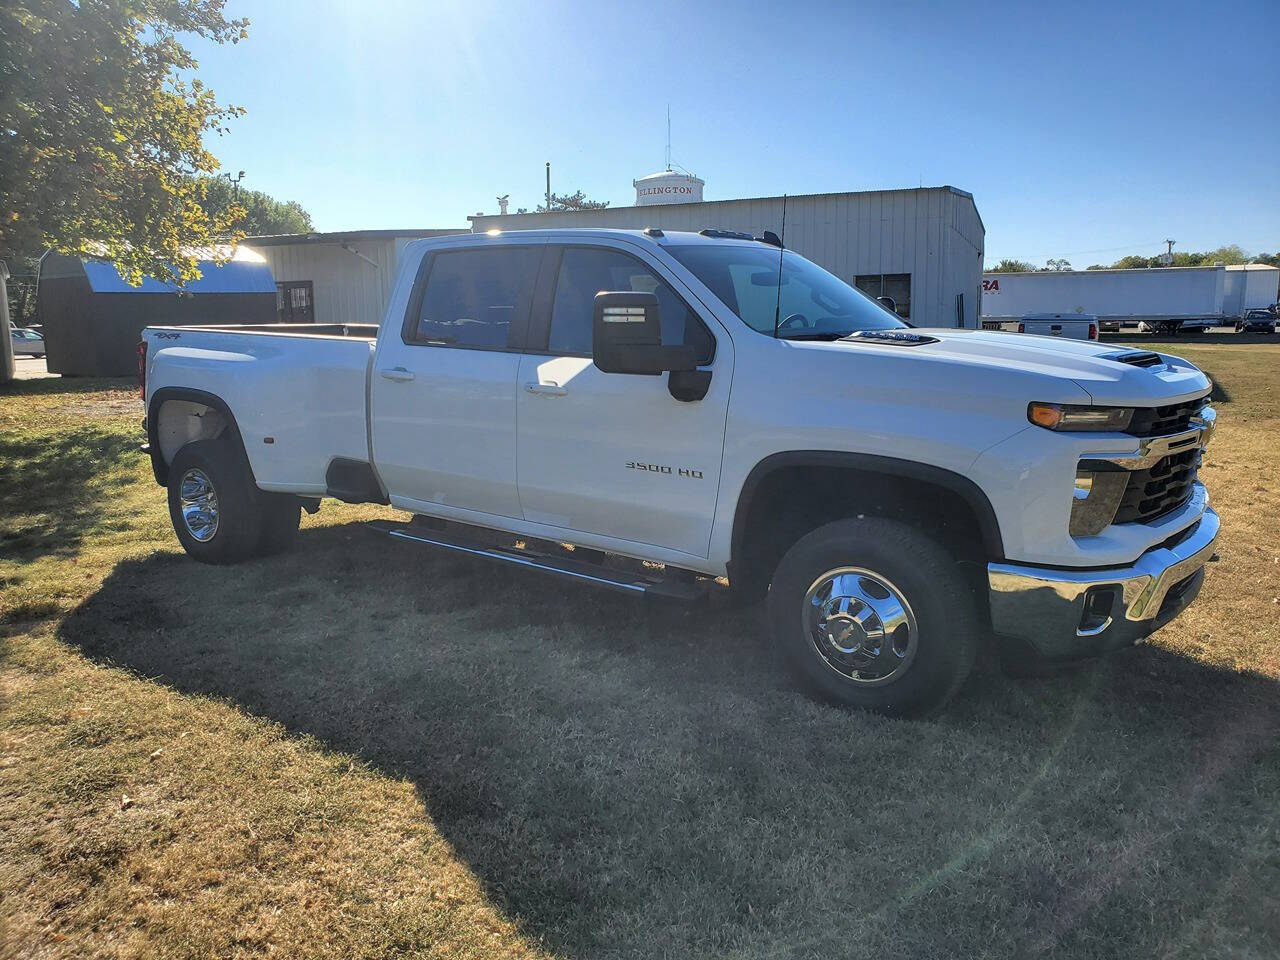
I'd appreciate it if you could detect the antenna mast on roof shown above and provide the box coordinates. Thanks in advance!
[665,105,672,171]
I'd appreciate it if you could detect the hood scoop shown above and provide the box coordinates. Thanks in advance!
[840,330,940,347]
[1103,350,1164,368]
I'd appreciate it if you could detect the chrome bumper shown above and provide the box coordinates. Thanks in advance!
[987,507,1219,660]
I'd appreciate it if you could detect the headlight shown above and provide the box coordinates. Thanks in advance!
[1028,402,1134,432]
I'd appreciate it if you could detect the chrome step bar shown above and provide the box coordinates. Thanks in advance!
[378,523,705,601]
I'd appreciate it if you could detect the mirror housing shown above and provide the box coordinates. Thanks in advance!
[593,291,692,375]
[592,291,711,401]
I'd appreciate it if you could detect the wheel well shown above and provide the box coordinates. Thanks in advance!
[147,389,244,486]
[155,400,229,466]
[730,458,1002,597]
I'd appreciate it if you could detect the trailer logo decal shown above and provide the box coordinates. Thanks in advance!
[982,279,1000,293]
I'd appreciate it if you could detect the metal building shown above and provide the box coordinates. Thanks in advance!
[245,229,464,326]
[468,186,986,327]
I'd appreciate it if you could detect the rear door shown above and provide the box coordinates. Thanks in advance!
[370,239,545,519]
[515,241,732,558]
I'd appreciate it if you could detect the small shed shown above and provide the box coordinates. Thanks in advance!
[38,247,277,376]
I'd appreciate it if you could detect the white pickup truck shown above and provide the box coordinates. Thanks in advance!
[140,228,1219,715]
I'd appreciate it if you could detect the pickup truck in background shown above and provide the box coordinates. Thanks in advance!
[1015,313,1099,340]
[140,229,1219,715]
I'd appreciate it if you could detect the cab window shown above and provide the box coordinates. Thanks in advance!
[409,247,542,349]
[547,247,714,362]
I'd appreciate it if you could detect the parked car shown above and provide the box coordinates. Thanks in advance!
[1237,309,1276,334]
[10,326,45,357]
[1015,313,1098,340]
[140,229,1219,716]
[1137,317,1213,335]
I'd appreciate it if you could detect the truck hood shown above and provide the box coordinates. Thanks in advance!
[825,329,1212,406]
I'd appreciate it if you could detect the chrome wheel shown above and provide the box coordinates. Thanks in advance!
[178,468,220,542]
[803,566,918,685]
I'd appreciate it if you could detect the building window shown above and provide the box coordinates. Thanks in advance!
[276,281,315,323]
[854,273,911,319]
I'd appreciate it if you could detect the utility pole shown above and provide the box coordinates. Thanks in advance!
[545,162,551,212]
[224,169,245,199]
[1164,239,1176,256]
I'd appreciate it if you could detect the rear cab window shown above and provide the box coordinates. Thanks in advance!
[405,246,542,350]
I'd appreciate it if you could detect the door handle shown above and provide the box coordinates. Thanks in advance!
[380,367,415,382]
[524,381,567,397]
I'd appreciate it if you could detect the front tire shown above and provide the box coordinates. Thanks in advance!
[167,438,265,565]
[767,518,980,717]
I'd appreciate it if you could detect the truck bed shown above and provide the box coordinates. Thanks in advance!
[171,322,380,339]
[144,323,377,496]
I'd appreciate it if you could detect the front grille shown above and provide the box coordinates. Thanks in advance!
[1113,448,1200,524]
[1127,396,1208,438]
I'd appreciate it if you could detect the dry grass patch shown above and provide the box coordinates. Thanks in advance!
[2,346,1279,959]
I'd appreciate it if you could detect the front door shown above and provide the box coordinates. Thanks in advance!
[515,243,732,559]
[370,241,544,520]
[276,281,315,323]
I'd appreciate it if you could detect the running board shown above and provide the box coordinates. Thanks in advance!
[377,523,706,601]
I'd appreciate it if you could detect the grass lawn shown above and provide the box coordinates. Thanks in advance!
[2,341,1278,959]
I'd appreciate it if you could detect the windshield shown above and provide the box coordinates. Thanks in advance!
[666,244,907,339]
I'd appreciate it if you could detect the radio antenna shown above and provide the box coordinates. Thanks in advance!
[772,194,788,339]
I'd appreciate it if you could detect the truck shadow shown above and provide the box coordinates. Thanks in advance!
[60,522,1280,958]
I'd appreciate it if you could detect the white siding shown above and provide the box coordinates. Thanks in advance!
[246,230,465,326]
[250,239,396,326]
[468,187,985,328]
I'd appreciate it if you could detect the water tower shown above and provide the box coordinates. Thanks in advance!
[634,107,704,206]
[634,169,705,206]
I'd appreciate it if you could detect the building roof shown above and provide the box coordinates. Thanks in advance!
[79,246,275,295]
[468,185,978,224]
[244,228,463,246]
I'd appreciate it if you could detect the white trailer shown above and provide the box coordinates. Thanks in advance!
[1223,264,1280,317]
[981,266,1226,332]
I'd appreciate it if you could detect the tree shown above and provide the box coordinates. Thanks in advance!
[987,258,1035,273]
[196,176,313,236]
[516,190,610,214]
[1112,255,1152,270]
[0,1,249,286]
[1043,258,1073,271]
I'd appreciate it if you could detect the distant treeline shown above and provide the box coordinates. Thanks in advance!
[989,246,1280,273]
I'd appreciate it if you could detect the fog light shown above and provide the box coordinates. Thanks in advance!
[1078,586,1118,636]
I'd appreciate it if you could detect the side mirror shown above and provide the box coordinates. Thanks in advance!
[592,291,710,401]
[593,291,694,375]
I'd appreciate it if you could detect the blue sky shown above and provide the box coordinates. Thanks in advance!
[193,0,1279,264]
